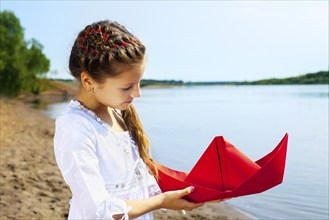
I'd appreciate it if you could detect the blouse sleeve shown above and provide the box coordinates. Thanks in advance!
[54,114,130,219]
[145,153,162,197]
[147,171,162,197]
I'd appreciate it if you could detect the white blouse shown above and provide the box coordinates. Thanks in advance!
[53,100,161,220]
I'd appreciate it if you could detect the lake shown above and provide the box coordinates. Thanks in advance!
[45,85,329,220]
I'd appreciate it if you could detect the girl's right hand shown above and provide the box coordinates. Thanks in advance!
[158,186,204,211]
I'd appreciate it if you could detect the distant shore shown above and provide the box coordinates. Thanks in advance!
[16,70,325,104]
[0,97,254,219]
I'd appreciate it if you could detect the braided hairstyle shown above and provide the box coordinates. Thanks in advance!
[69,20,157,177]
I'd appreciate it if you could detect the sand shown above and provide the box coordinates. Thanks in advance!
[0,97,252,220]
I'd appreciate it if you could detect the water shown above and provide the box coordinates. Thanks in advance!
[46,85,329,220]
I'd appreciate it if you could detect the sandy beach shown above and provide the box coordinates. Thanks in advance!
[0,97,252,220]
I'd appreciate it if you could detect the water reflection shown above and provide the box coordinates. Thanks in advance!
[294,91,329,98]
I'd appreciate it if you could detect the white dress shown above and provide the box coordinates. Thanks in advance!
[53,100,161,220]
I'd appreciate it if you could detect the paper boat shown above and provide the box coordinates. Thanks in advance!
[154,133,288,203]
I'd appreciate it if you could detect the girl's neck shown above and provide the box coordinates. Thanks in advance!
[74,88,127,132]
[74,88,108,117]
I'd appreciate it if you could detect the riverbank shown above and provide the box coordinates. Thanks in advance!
[0,97,252,219]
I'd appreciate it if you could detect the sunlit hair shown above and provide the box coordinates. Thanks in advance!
[69,20,157,177]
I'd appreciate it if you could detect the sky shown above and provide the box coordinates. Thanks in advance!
[1,0,328,82]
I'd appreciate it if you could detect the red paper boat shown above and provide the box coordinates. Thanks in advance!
[154,133,288,203]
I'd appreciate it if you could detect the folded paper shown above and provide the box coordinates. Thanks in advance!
[154,133,288,203]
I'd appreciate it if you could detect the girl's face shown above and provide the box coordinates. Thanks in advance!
[93,59,146,110]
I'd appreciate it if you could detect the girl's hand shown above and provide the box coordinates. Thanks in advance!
[125,186,229,219]
[158,186,204,211]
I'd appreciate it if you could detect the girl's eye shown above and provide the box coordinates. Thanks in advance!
[122,86,132,91]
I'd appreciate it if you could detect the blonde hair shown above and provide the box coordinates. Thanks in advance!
[122,105,157,177]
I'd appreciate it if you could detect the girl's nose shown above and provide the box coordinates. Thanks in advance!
[131,84,141,98]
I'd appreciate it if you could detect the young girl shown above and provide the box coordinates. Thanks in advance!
[53,20,204,219]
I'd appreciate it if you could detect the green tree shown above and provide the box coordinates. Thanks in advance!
[0,10,50,96]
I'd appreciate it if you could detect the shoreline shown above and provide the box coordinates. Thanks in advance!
[0,97,253,219]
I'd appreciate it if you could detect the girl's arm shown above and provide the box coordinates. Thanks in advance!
[123,186,204,220]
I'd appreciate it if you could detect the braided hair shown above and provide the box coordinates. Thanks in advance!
[69,20,157,177]
[70,20,144,81]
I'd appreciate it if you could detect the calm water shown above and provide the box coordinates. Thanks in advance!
[46,85,329,220]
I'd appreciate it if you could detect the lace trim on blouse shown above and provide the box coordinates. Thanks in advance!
[70,99,129,133]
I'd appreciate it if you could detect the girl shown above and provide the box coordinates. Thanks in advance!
[53,20,204,219]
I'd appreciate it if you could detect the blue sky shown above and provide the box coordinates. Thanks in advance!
[1,1,328,81]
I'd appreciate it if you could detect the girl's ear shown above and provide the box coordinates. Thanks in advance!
[80,71,95,91]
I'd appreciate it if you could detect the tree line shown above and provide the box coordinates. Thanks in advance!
[240,71,328,85]
[140,71,329,86]
[0,11,50,96]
